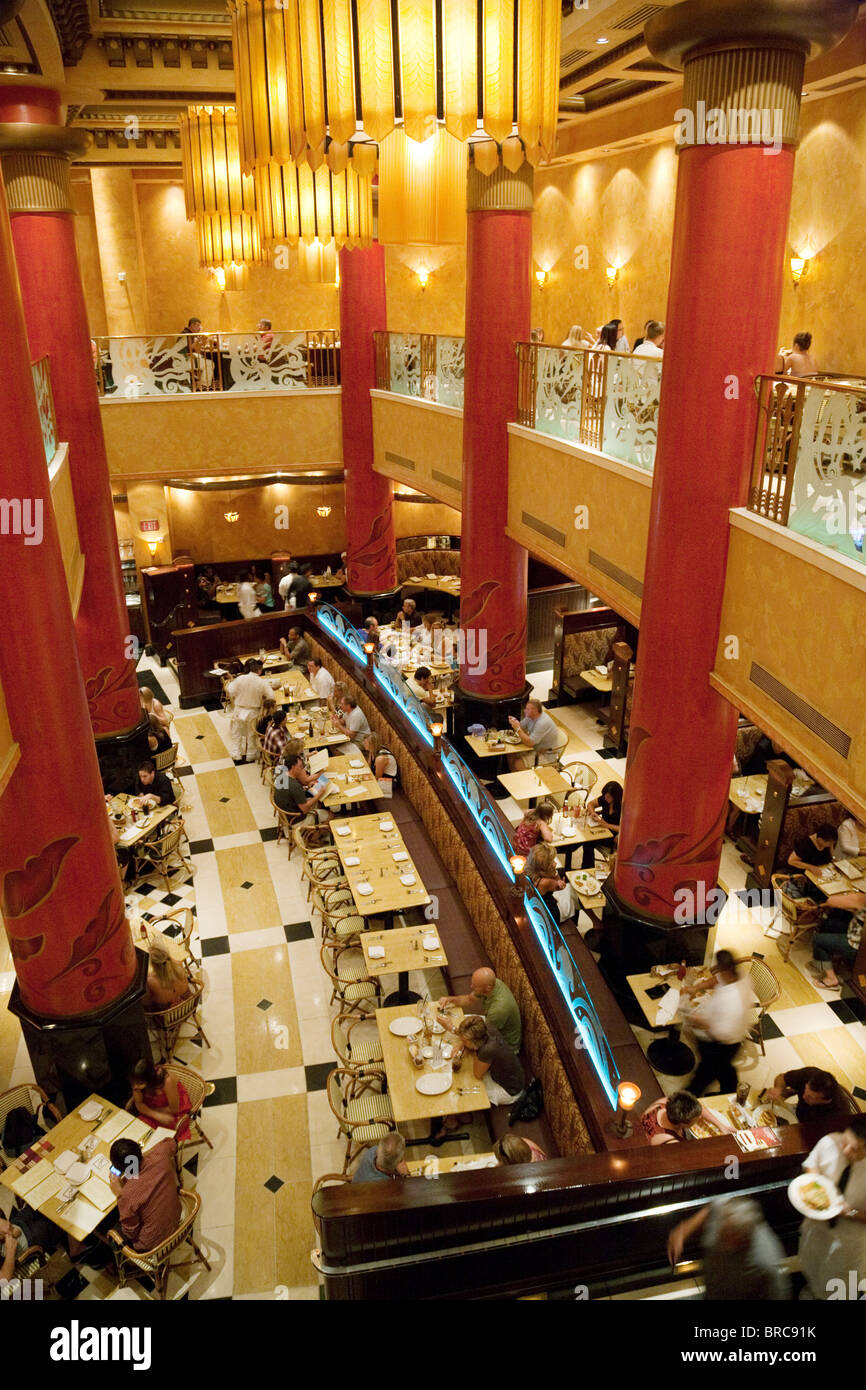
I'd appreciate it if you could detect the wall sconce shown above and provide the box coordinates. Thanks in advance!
[363,641,376,670]
[308,590,318,605]
[609,1081,642,1138]
[223,509,240,523]
[146,539,159,558]
[416,268,430,291]
[211,266,226,291]
[430,719,444,756]
[790,255,811,287]
[509,853,527,895]
[535,268,549,291]
[606,264,619,289]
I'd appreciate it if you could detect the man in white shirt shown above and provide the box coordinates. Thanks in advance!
[278,562,298,610]
[331,695,370,759]
[633,321,665,357]
[406,666,439,709]
[237,570,260,620]
[506,699,563,770]
[307,656,335,701]
[683,950,750,1096]
[227,659,274,762]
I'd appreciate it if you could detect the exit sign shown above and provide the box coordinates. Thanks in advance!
[139,519,160,532]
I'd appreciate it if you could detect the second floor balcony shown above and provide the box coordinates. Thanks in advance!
[95,330,340,399]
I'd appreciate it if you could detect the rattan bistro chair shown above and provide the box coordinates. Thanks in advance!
[331,1013,384,1071]
[153,743,188,808]
[325,1067,395,1173]
[559,760,598,804]
[319,943,380,1015]
[0,1084,62,1170]
[147,982,210,1061]
[133,821,193,893]
[109,1188,211,1299]
[770,873,825,961]
[737,954,782,1056]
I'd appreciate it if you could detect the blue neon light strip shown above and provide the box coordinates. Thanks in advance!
[439,742,516,880]
[524,896,620,1108]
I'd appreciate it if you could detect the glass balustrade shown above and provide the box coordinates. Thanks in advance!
[373,331,464,407]
[93,330,340,399]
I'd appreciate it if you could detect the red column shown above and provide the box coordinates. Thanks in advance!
[338,243,398,597]
[611,8,854,923]
[0,86,141,737]
[0,172,136,1018]
[460,165,531,699]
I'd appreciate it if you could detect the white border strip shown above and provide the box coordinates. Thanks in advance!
[370,389,464,420]
[101,387,342,405]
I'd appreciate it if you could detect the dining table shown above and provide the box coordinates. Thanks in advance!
[374,1004,490,1138]
[728,774,769,815]
[332,812,432,954]
[626,964,716,1075]
[579,667,613,693]
[282,708,345,751]
[804,855,866,898]
[361,923,446,1008]
[107,793,177,849]
[321,753,382,810]
[497,765,571,808]
[0,1093,174,1243]
[406,1151,497,1176]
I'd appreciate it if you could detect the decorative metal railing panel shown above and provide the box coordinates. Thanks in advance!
[31,355,58,463]
[523,894,620,1108]
[374,331,464,407]
[750,375,866,565]
[372,659,435,749]
[439,740,518,880]
[315,602,368,664]
[94,331,340,398]
[601,353,662,472]
[387,333,422,398]
[533,345,585,441]
[432,335,465,408]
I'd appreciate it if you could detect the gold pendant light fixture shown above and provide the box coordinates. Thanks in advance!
[228,0,561,246]
[179,106,264,270]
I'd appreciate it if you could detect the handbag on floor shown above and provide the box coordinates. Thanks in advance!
[508,1076,544,1126]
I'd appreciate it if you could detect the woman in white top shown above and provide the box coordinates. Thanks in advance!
[798,1117,866,1299]
[363,734,398,783]
[562,324,595,349]
[411,614,435,651]
[594,320,629,353]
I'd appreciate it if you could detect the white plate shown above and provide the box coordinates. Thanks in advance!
[389,1017,424,1037]
[430,1021,445,1035]
[54,1150,78,1174]
[78,1101,102,1122]
[344,855,360,866]
[336,826,352,836]
[67,1161,90,1187]
[392,851,409,862]
[788,1173,845,1220]
[422,935,440,951]
[349,758,364,768]
[379,820,394,831]
[400,874,417,886]
[416,1071,452,1096]
[355,882,374,895]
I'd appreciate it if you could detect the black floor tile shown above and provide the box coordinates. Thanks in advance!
[260,826,281,842]
[162,892,181,906]
[201,935,230,957]
[759,1014,784,1041]
[203,1076,237,1107]
[284,921,315,942]
[840,992,866,1021]
[188,838,215,855]
[595,747,621,759]
[176,765,196,778]
[304,1062,334,1092]
[827,998,859,1024]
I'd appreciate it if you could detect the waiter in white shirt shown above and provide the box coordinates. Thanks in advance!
[307,656,335,701]
[237,570,261,620]
[278,562,299,610]
[227,659,273,762]
[682,950,751,1096]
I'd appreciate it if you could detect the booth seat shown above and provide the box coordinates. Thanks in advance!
[312,639,594,1159]
[396,549,461,584]
[560,626,618,700]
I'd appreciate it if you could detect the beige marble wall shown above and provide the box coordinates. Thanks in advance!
[126,479,171,570]
[71,179,108,338]
[90,168,150,335]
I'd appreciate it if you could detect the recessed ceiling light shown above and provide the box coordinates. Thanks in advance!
[596,36,610,45]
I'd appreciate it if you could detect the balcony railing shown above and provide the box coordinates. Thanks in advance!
[32,355,58,462]
[373,331,465,408]
[750,374,866,566]
[516,343,661,472]
[94,330,340,399]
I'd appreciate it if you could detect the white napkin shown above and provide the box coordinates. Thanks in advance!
[336,826,351,836]
[349,758,364,767]
[422,934,440,950]
[379,821,394,831]
[392,851,409,862]
[367,945,386,959]
[54,1150,78,1175]
[655,987,681,1025]
[356,882,373,895]
[344,856,360,866]
[400,874,417,886]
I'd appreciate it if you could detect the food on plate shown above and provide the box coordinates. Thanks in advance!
[800,1180,831,1212]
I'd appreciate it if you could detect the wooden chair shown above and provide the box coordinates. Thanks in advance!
[147,982,210,1061]
[770,873,824,961]
[331,1013,384,1070]
[146,908,198,982]
[133,822,193,893]
[109,1188,211,1299]
[153,743,188,808]
[0,1084,62,1170]
[324,1067,395,1173]
[294,823,334,858]
[302,855,348,902]
[559,760,598,803]
[738,954,782,1056]
[321,908,367,950]
[257,735,281,784]
[319,943,380,1015]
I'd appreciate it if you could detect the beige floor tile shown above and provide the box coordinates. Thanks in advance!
[232,945,303,1070]
[217,843,282,933]
[173,714,229,765]
[197,769,258,839]
[790,1028,866,1095]
[275,1180,318,1289]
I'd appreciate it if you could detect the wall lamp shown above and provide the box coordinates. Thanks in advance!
[509,853,527,895]
[430,720,444,755]
[146,538,160,558]
[790,255,811,288]
[606,264,619,289]
[363,641,376,670]
[535,268,549,290]
[416,268,430,291]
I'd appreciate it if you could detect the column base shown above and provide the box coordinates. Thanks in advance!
[453,682,532,741]
[594,878,711,1023]
[344,585,401,625]
[95,716,152,795]
[8,949,153,1111]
